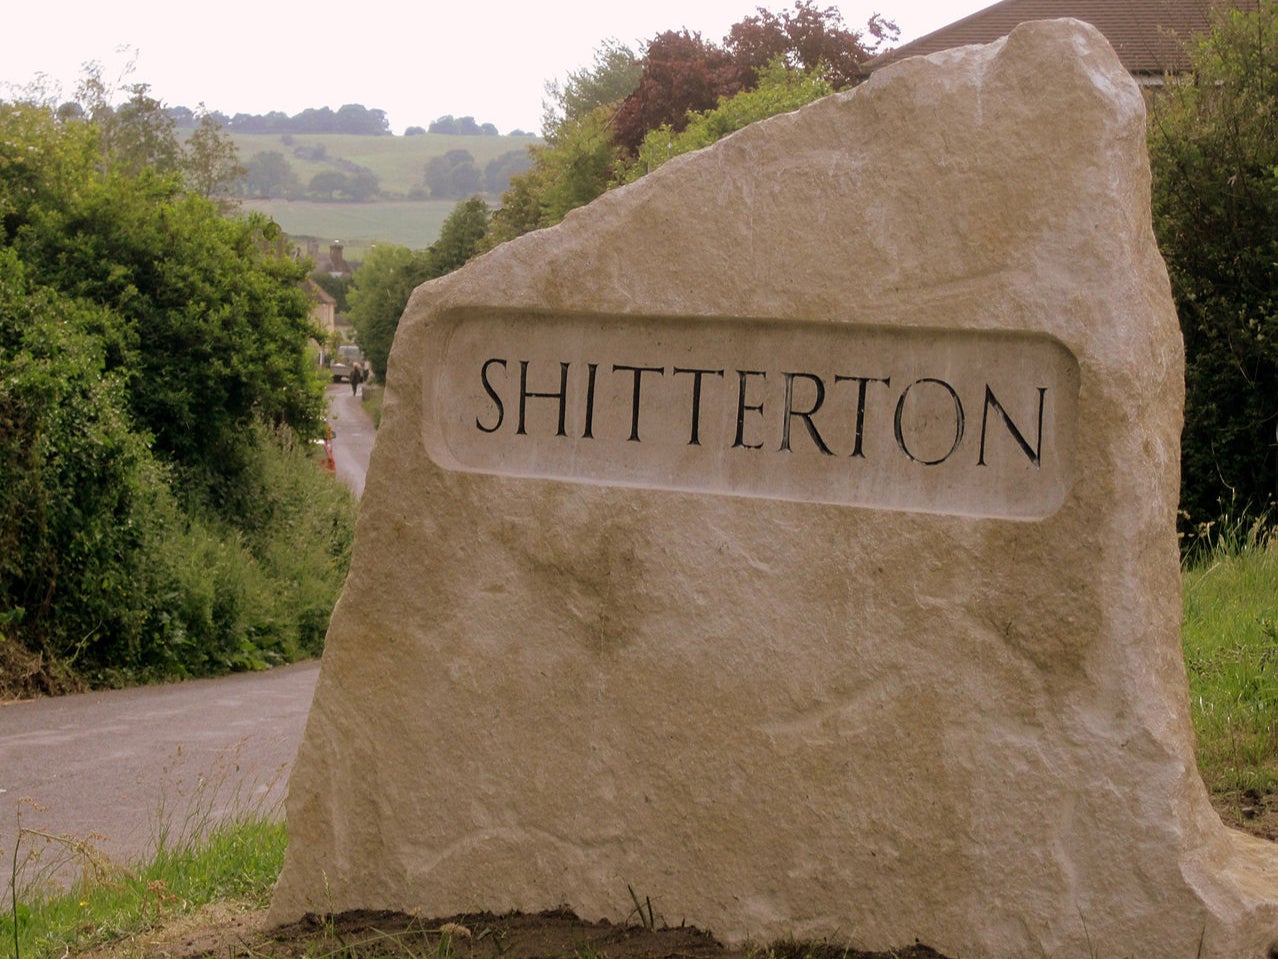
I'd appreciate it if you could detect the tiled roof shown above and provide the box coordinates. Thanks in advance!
[305,278,337,306]
[868,0,1259,74]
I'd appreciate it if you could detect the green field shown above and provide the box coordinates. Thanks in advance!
[238,198,462,255]
[225,131,541,253]
[228,131,539,197]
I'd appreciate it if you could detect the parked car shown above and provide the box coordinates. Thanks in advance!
[330,345,366,382]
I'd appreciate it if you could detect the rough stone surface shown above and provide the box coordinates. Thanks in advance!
[271,19,1278,958]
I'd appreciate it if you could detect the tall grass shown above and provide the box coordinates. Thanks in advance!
[4,742,288,959]
[4,814,285,959]
[1182,516,1278,798]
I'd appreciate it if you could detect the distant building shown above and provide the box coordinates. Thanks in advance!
[305,278,337,334]
[867,0,1259,85]
[306,239,353,278]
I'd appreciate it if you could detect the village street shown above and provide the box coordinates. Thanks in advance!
[0,384,372,883]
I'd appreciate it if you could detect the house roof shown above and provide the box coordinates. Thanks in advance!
[868,0,1259,75]
[305,277,337,306]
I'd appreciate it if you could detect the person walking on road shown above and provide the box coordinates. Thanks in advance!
[350,362,363,396]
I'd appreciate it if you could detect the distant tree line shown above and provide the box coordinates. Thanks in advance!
[426,114,499,135]
[163,105,526,138]
[163,102,392,135]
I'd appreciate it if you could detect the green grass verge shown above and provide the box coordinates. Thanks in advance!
[5,815,285,959]
[1182,526,1278,798]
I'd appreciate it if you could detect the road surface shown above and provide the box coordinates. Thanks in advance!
[0,387,374,888]
[327,382,377,498]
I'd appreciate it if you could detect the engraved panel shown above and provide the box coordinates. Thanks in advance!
[422,310,1079,519]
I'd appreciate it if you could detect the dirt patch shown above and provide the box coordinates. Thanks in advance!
[0,636,83,701]
[82,905,950,959]
[1214,788,1278,841]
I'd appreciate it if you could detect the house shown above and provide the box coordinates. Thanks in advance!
[305,239,353,278]
[867,0,1259,85]
[305,278,337,334]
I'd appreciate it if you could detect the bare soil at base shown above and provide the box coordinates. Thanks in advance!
[84,905,949,959]
[75,794,1278,959]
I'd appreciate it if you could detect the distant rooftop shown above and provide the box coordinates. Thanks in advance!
[868,0,1259,76]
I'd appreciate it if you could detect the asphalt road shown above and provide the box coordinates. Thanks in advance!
[0,386,373,887]
[328,381,377,498]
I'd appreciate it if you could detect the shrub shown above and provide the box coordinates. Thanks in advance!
[1149,1,1278,529]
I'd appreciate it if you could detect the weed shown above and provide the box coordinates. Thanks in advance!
[626,884,656,930]
[4,741,287,959]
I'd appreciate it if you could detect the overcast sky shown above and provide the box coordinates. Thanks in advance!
[2,1,985,135]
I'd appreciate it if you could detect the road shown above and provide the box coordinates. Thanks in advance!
[327,381,377,498]
[0,386,374,887]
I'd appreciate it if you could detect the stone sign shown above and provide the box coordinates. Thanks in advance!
[271,19,1278,959]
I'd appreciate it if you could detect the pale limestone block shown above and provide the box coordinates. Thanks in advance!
[271,19,1278,958]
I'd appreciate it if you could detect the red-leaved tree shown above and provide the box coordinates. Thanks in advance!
[610,30,746,155]
[726,1,891,89]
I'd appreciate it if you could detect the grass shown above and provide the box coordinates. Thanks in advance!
[227,131,543,255]
[5,807,285,959]
[8,528,1278,958]
[226,132,539,198]
[1182,517,1278,800]
[5,736,289,959]
[238,199,463,256]
[360,385,385,429]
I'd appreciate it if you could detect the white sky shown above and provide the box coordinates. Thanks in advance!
[2,1,984,135]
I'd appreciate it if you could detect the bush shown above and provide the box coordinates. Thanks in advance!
[0,95,355,693]
[0,252,163,689]
[123,428,356,682]
[1149,1,1278,529]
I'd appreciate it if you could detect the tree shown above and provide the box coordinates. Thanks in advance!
[7,147,323,496]
[335,103,390,135]
[102,83,183,176]
[542,39,642,139]
[1148,0,1278,527]
[183,106,245,203]
[0,93,349,688]
[347,244,433,382]
[427,196,490,275]
[312,271,352,312]
[726,1,890,89]
[241,150,301,198]
[309,170,349,199]
[424,149,483,198]
[485,105,622,247]
[616,58,834,184]
[484,149,535,193]
[611,30,746,155]
[344,169,381,201]
[0,248,165,684]
[428,114,496,135]
[347,199,491,382]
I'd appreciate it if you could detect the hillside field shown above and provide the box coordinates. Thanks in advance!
[238,199,460,257]
[226,131,541,252]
